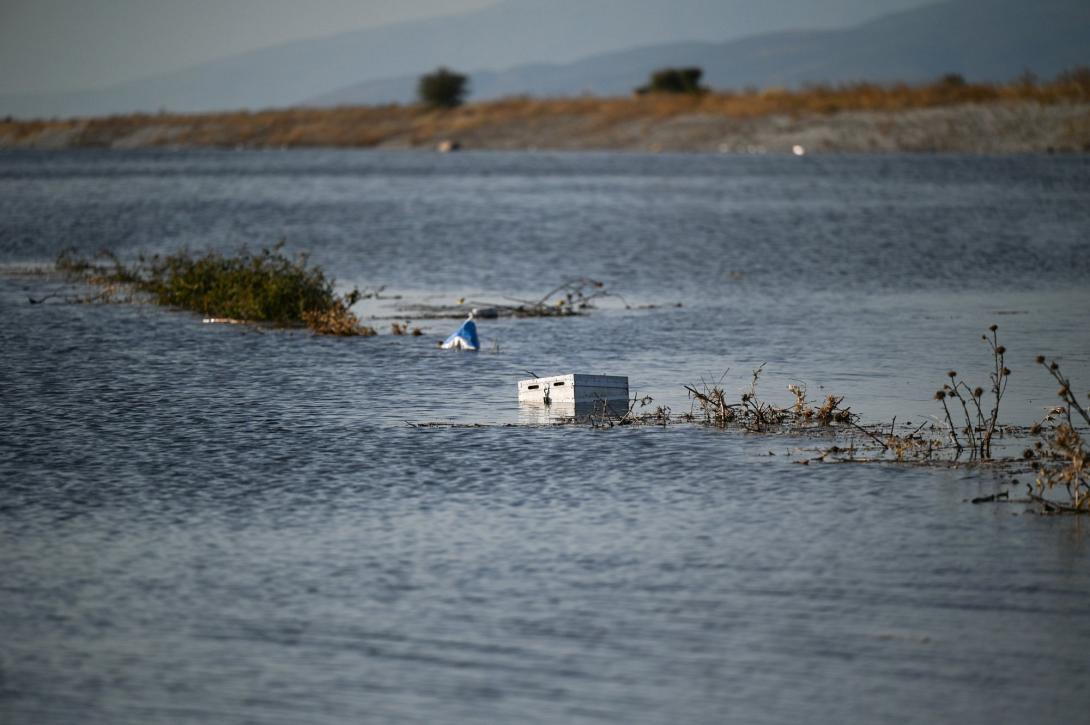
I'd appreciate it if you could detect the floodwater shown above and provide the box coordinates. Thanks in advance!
[1,149,1089,724]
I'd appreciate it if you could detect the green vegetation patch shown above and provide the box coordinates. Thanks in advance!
[56,245,375,336]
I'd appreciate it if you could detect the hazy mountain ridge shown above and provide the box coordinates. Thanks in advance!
[309,0,1090,106]
[0,0,931,118]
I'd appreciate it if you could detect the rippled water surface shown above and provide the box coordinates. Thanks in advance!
[2,150,1090,724]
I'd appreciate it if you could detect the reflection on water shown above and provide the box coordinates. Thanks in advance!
[516,400,630,425]
[1,150,1090,724]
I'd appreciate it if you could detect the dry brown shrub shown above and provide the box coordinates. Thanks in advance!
[1024,358,1090,512]
[301,301,376,337]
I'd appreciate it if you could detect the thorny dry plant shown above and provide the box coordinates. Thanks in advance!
[685,365,856,434]
[1021,357,1090,513]
[673,325,1088,515]
[932,325,1009,459]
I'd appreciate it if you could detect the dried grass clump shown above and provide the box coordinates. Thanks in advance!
[688,382,735,426]
[390,321,423,336]
[302,301,376,337]
[686,366,856,433]
[56,245,374,336]
[1022,358,1090,512]
[798,326,1089,515]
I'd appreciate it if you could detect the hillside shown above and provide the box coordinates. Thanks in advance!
[4,79,1088,154]
[311,0,1090,106]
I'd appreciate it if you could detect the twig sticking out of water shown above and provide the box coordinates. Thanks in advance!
[587,393,658,428]
[499,277,612,316]
[933,325,1010,459]
[981,326,1010,458]
[397,278,616,319]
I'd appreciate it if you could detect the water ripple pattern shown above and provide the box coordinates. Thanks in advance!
[1,150,1089,724]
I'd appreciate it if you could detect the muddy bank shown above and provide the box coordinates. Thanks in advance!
[2,98,1088,154]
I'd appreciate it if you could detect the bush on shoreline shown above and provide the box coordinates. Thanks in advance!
[56,245,376,336]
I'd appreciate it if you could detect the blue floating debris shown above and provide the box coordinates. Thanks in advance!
[441,315,480,351]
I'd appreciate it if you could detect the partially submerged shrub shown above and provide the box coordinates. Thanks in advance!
[1024,358,1090,512]
[301,300,376,337]
[686,366,855,433]
[141,246,332,324]
[56,245,375,336]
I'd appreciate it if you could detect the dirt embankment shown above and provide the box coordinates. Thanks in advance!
[3,83,1089,154]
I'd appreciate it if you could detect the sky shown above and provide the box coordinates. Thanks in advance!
[0,0,496,94]
[0,0,937,97]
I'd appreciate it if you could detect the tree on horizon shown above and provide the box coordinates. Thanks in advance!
[636,67,706,95]
[418,67,469,108]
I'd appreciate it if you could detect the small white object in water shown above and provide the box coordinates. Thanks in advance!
[517,374,629,406]
[792,144,806,156]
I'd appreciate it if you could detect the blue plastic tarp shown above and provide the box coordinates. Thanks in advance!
[441,318,480,351]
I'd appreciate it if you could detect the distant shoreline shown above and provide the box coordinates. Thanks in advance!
[3,82,1089,154]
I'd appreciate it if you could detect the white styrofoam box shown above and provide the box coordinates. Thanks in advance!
[517,374,629,405]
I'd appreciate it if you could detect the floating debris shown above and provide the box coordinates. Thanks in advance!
[440,313,480,351]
